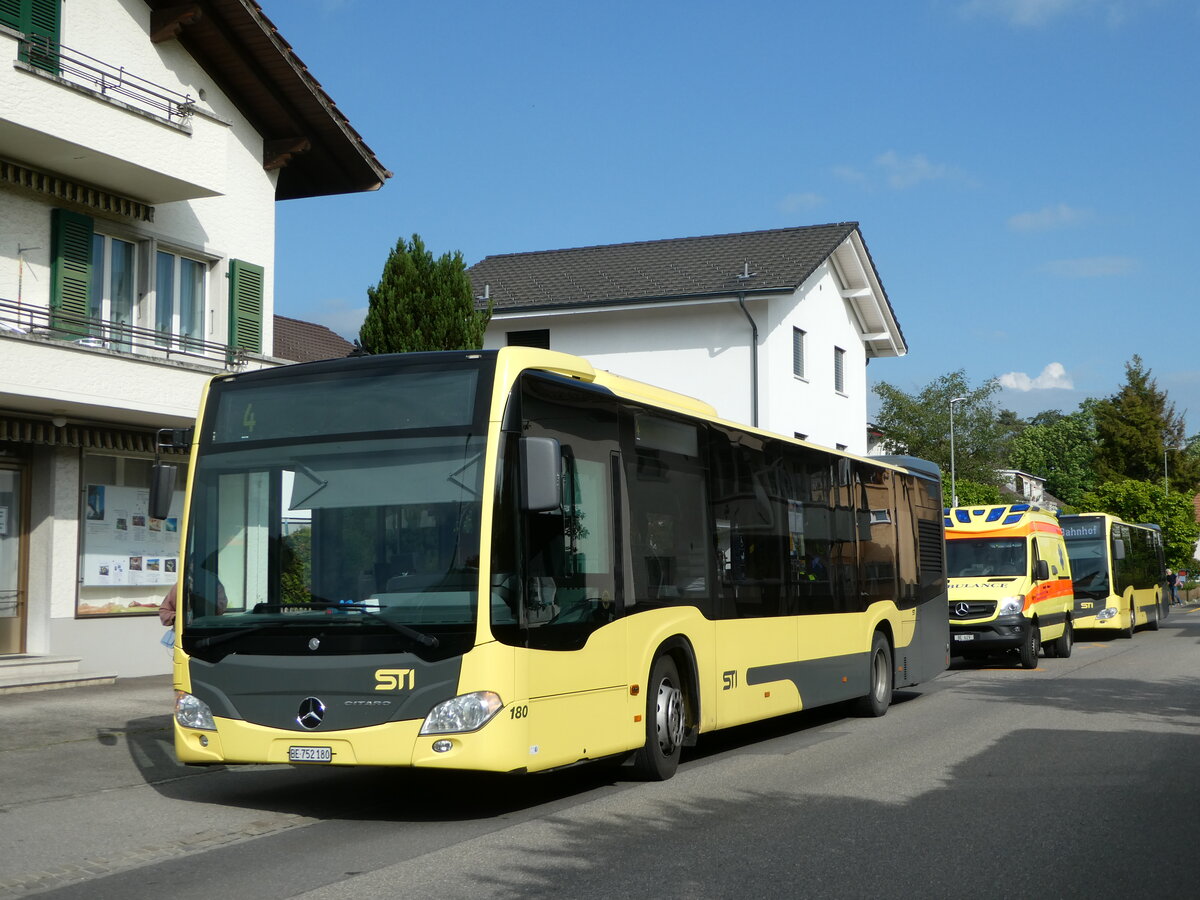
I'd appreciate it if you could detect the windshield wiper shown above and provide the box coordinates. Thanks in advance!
[249,602,439,649]
[193,622,276,650]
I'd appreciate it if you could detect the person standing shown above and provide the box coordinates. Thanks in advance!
[1167,569,1181,606]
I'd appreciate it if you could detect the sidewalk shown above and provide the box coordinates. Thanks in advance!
[0,674,174,754]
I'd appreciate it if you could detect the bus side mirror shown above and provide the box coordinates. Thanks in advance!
[1034,559,1050,581]
[1113,539,1126,561]
[149,463,178,521]
[519,436,562,512]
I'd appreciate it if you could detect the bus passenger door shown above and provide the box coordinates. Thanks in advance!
[511,374,634,769]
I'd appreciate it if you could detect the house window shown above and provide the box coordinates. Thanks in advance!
[156,250,206,346]
[792,327,806,378]
[89,233,136,349]
[834,347,846,393]
[507,329,549,349]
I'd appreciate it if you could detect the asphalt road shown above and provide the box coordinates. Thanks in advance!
[2,606,1198,899]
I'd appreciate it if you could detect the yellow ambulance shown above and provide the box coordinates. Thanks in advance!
[944,504,1075,667]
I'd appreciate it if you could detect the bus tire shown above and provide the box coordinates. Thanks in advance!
[1018,621,1040,669]
[1121,604,1136,639]
[1147,602,1160,632]
[1047,618,1073,659]
[853,632,893,717]
[632,655,686,781]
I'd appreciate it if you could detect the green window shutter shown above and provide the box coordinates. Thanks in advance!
[50,207,93,336]
[228,259,264,354]
[0,1,22,30]
[3,0,61,72]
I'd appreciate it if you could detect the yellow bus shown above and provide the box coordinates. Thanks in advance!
[1060,514,1167,635]
[155,348,949,780]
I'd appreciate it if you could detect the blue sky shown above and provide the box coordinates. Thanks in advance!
[267,0,1200,431]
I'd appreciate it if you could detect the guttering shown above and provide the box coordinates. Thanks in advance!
[737,292,759,427]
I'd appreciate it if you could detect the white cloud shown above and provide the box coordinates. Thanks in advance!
[874,151,960,189]
[1007,203,1093,231]
[779,192,824,213]
[1040,256,1138,277]
[832,164,867,185]
[999,362,1074,391]
[957,0,1132,27]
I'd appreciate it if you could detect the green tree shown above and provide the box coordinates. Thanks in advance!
[1078,480,1200,569]
[1093,355,1200,495]
[945,478,1004,508]
[1007,401,1099,508]
[358,234,491,353]
[872,370,1005,491]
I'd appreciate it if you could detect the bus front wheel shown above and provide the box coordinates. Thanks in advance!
[633,655,686,781]
[1121,604,1136,639]
[853,632,893,717]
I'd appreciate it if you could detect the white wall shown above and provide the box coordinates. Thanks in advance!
[1,0,279,355]
[483,262,872,454]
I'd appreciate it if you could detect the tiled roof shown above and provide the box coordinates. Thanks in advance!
[273,315,354,363]
[468,223,861,310]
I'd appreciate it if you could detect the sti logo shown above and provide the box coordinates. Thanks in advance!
[374,668,416,691]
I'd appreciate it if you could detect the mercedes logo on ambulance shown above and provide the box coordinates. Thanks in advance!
[955,603,972,618]
[297,697,326,729]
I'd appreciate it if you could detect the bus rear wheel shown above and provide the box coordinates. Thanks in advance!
[853,632,893,717]
[633,655,686,781]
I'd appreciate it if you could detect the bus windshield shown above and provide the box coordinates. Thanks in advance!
[1062,517,1110,597]
[946,537,1027,578]
[181,359,490,658]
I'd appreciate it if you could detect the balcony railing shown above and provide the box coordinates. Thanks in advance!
[0,297,245,368]
[18,35,195,126]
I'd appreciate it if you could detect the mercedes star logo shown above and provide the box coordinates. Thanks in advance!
[955,602,972,618]
[297,697,325,729]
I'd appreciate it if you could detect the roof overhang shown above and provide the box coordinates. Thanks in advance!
[144,0,391,200]
[828,230,907,359]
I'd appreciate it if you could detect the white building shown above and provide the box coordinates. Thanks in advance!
[468,224,906,455]
[0,0,388,685]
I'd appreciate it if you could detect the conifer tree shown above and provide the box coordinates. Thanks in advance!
[1093,356,1200,494]
[358,234,491,353]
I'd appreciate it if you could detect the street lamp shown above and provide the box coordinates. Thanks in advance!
[1164,442,1187,495]
[949,396,967,508]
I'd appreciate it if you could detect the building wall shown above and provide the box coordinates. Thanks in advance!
[483,262,871,454]
[0,0,285,677]
[1,4,279,357]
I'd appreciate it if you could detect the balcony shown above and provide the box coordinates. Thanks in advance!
[0,296,244,368]
[0,29,228,203]
[0,297,279,428]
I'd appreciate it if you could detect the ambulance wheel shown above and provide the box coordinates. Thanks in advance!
[1047,619,1073,659]
[633,655,686,781]
[1018,622,1040,669]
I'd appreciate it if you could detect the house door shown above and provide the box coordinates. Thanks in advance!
[0,466,27,654]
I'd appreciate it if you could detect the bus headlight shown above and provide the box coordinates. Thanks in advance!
[420,691,503,735]
[998,595,1025,616]
[1097,607,1118,620]
[175,691,216,731]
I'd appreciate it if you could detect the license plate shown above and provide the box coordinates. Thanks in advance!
[289,746,332,763]
[953,634,975,642]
